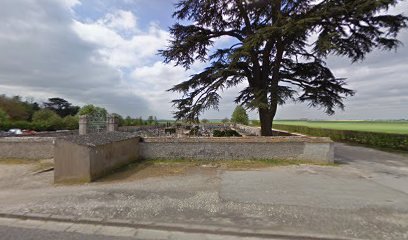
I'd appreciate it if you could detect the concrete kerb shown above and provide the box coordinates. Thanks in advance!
[0,211,359,240]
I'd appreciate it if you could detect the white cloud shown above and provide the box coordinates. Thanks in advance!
[72,14,168,69]
[99,10,138,32]
[0,0,407,121]
[61,0,81,8]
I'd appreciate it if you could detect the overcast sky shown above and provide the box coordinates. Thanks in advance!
[0,0,407,120]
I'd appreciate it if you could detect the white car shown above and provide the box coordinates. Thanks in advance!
[8,129,23,135]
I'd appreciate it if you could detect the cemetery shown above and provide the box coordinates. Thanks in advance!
[0,113,334,183]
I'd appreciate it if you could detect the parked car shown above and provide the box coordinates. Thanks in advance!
[22,130,37,136]
[8,129,23,135]
[0,131,11,137]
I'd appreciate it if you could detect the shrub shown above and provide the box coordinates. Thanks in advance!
[213,129,224,137]
[213,129,241,137]
[63,115,79,130]
[0,121,33,131]
[225,129,241,137]
[165,128,176,134]
[189,126,199,136]
[32,109,64,131]
[231,106,249,125]
[32,109,59,122]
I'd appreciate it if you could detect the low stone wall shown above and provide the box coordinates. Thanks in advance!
[54,132,140,183]
[140,137,334,163]
[0,137,55,160]
[2,132,334,184]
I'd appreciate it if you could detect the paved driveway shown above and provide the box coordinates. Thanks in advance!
[0,143,407,240]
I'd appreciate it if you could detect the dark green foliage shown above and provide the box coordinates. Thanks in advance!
[0,108,79,131]
[161,0,407,135]
[165,128,177,134]
[43,98,80,117]
[189,126,200,135]
[274,124,408,151]
[0,120,69,131]
[213,129,242,137]
[231,106,249,125]
[0,121,32,131]
[0,108,9,123]
[32,109,65,131]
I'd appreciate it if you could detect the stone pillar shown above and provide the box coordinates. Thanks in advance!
[79,115,88,135]
[107,115,118,132]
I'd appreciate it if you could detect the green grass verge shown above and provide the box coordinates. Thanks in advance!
[274,120,408,134]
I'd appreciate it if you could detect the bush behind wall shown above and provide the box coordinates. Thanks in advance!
[274,124,408,151]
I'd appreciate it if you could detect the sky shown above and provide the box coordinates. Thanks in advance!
[0,0,407,120]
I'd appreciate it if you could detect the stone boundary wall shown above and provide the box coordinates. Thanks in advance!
[1,135,334,164]
[0,137,55,160]
[140,137,334,163]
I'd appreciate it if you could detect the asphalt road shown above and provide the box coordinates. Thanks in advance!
[0,225,135,240]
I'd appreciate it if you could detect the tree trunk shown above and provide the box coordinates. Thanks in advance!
[259,108,273,136]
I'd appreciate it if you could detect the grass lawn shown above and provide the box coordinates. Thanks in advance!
[274,120,408,135]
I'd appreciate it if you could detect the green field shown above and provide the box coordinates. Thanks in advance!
[273,120,408,135]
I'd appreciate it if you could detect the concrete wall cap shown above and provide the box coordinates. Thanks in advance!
[58,132,140,147]
[142,136,332,143]
[0,137,55,143]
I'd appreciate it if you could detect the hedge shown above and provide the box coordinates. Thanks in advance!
[273,124,408,151]
[0,120,78,132]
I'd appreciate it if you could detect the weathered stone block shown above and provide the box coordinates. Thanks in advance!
[54,132,140,183]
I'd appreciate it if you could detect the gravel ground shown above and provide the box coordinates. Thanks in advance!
[0,143,407,240]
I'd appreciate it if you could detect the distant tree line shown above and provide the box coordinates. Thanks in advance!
[0,94,160,131]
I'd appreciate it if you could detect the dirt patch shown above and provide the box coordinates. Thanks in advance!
[31,159,54,173]
[98,159,332,183]
[0,158,54,173]
[0,159,38,165]
[98,161,192,182]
